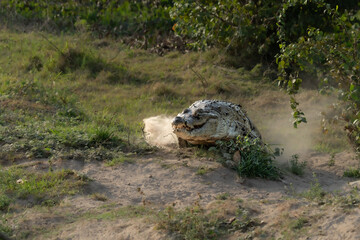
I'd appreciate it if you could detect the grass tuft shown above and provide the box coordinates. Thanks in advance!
[343,168,360,178]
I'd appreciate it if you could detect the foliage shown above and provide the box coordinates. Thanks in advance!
[343,168,360,178]
[276,0,360,145]
[170,0,280,67]
[0,0,174,46]
[289,154,307,176]
[216,136,281,180]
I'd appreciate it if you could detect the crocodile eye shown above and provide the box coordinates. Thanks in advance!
[183,108,191,114]
[195,109,204,114]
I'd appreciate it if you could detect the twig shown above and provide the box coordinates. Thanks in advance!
[189,67,208,88]
[39,32,65,56]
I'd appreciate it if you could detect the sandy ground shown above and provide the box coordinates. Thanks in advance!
[9,148,360,240]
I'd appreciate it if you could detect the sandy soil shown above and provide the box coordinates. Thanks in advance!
[9,148,359,240]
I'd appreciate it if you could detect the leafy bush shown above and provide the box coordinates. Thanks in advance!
[170,0,280,67]
[216,136,281,180]
[276,0,360,143]
[0,0,175,46]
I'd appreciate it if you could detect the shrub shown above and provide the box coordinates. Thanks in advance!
[216,136,281,180]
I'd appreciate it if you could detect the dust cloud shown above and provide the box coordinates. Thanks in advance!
[143,115,178,148]
[251,90,339,161]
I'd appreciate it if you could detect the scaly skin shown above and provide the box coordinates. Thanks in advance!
[172,100,261,145]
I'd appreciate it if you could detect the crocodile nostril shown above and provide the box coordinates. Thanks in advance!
[172,116,184,125]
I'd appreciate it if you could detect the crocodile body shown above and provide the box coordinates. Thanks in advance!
[172,100,261,145]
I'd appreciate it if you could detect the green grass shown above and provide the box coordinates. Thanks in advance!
[343,168,360,178]
[0,166,87,207]
[105,155,135,167]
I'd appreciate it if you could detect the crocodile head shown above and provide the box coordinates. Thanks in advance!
[172,100,261,145]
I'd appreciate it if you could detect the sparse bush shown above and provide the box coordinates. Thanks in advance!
[289,154,307,176]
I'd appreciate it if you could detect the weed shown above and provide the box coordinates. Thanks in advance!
[289,217,308,230]
[343,168,360,178]
[196,166,211,175]
[0,195,11,211]
[289,154,307,176]
[0,216,12,238]
[91,193,108,202]
[26,55,43,72]
[105,155,134,167]
[328,153,335,166]
[301,174,326,201]
[216,193,230,200]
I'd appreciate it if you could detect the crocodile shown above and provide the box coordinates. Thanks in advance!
[172,100,261,145]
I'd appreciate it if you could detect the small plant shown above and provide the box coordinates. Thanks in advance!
[328,153,336,167]
[0,195,11,211]
[91,193,108,202]
[216,193,230,200]
[290,217,308,230]
[216,136,281,180]
[105,155,134,167]
[301,173,326,201]
[196,166,211,175]
[289,154,307,176]
[343,168,360,178]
